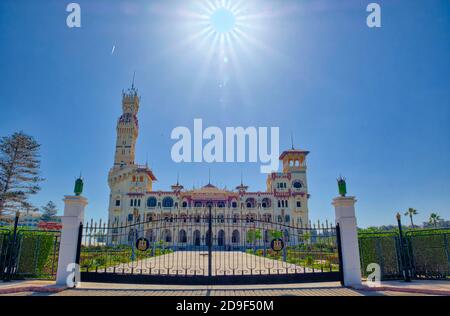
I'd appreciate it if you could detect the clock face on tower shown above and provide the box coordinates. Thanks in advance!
[293,181,302,189]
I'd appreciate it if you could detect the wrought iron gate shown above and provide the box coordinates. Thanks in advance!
[79,211,342,284]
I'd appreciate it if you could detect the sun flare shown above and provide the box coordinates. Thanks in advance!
[210,8,236,33]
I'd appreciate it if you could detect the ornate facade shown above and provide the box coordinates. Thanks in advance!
[107,85,310,247]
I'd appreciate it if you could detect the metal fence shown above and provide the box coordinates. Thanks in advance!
[406,229,450,279]
[0,228,11,280]
[359,231,404,280]
[359,228,450,281]
[0,227,61,281]
[79,213,342,285]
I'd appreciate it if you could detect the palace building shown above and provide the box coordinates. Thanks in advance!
[107,84,310,247]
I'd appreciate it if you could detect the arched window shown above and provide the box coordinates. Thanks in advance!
[217,214,225,223]
[161,229,172,243]
[232,230,240,243]
[246,214,255,223]
[246,198,255,208]
[217,202,225,208]
[128,229,137,243]
[285,215,291,223]
[217,230,225,247]
[194,201,202,207]
[182,201,188,208]
[278,215,283,223]
[162,197,174,208]
[231,201,237,208]
[193,230,201,246]
[147,197,157,208]
[261,198,271,208]
[178,230,187,243]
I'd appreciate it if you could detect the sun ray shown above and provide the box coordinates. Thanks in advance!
[187,30,221,104]
[160,0,294,110]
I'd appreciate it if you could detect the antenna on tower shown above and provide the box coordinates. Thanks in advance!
[177,172,180,185]
[145,152,148,168]
[208,168,211,184]
[240,170,243,186]
[132,71,136,89]
[290,131,295,150]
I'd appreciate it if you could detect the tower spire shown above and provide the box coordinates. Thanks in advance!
[290,131,294,150]
[132,71,136,89]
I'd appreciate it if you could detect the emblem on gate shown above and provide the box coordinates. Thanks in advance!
[136,237,150,251]
[270,238,284,252]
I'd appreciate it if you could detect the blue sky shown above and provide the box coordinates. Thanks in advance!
[0,0,449,227]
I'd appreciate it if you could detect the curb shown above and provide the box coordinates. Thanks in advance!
[0,286,66,295]
[352,285,450,296]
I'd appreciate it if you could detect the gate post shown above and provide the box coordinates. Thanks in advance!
[333,179,362,287]
[56,178,87,287]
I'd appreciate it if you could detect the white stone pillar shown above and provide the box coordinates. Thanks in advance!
[56,195,87,287]
[333,196,362,287]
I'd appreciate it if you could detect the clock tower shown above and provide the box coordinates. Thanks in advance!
[113,84,140,168]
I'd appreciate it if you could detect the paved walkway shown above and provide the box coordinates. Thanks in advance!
[1,280,448,296]
[105,251,311,275]
[0,280,64,295]
[355,279,450,296]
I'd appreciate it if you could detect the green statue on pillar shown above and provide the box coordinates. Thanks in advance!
[74,175,84,196]
[337,176,347,197]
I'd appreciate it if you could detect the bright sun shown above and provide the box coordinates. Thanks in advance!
[173,0,280,107]
[210,8,236,33]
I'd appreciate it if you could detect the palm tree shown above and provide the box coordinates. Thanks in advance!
[404,208,418,228]
[429,213,441,228]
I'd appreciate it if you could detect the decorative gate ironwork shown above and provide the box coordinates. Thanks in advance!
[79,210,342,284]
